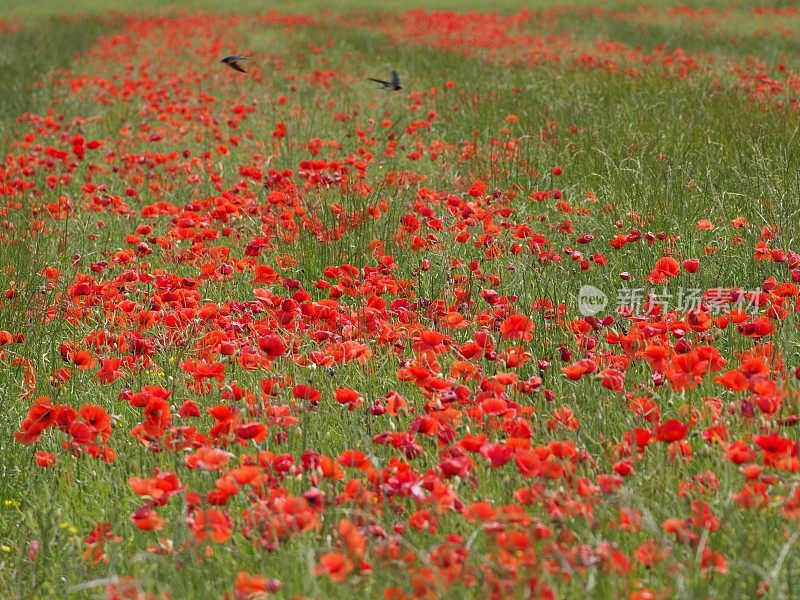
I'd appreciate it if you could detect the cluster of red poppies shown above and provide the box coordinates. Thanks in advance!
[383,7,800,110]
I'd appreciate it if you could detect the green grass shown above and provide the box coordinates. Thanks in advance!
[2,3,800,599]
[0,16,108,149]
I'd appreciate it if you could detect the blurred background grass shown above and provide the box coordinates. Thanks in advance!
[4,0,800,18]
[0,17,108,148]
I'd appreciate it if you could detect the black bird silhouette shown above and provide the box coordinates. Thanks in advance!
[220,53,259,73]
[368,70,402,91]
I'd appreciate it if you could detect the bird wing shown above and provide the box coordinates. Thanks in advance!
[367,78,389,85]
[229,61,247,73]
[224,52,259,62]
[391,71,400,87]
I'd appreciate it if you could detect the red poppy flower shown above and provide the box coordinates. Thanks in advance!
[334,387,363,410]
[317,552,353,583]
[656,419,689,443]
[499,313,534,341]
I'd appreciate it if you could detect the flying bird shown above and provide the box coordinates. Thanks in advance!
[220,53,259,73]
[368,70,402,91]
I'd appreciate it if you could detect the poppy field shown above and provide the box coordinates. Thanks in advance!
[3,1,800,598]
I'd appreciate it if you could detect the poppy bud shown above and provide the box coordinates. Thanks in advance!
[27,540,40,562]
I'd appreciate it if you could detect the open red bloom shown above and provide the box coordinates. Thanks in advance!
[656,419,689,443]
[499,313,534,341]
[334,387,362,410]
[317,552,354,582]
[293,384,321,405]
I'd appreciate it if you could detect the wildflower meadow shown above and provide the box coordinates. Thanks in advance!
[2,1,800,598]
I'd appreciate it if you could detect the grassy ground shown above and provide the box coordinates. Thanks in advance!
[1,3,800,599]
[0,17,109,145]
